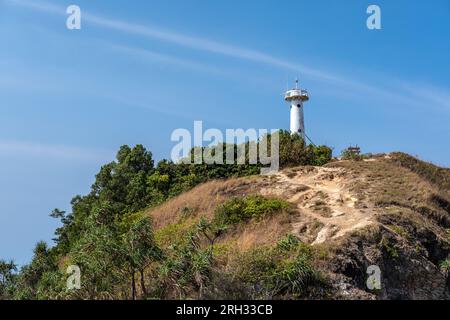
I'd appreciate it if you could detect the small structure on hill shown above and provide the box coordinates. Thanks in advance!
[341,145,362,160]
[347,146,361,156]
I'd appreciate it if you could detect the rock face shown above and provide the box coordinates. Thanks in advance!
[330,227,449,299]
[147,153,450,300]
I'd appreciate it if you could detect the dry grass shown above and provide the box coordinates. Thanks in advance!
[146,177,261,230]
[146,156,450,282]
[116,153,450,300]
[218,211,295,253]
[389,152,450,191]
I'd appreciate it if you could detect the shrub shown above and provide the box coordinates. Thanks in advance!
[272,255,325,297]
[381,238,399,259]
[312,145,333,166]
[213,195,290,226]
[341,147,364,161]
[277,130,332,168]
[277,234,300,252]
[389,225,409,239]
[440,259,450,273]
[155,221,217,299]
[155,219,196,248]
[233,244,328,299]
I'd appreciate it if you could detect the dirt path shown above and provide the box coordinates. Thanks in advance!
[260,167,375,244]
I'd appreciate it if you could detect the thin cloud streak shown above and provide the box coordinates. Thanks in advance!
[5,0,450,113]
[84,12,335,80]
[2,0,363,83]
[401,83,450,112]
[0,140,113,161]
[108,44,236,77]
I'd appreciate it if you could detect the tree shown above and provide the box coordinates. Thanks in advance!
[91,144,155,214]
[157,218,225,299]
[0,259,17,299]
[123,216,162,299]
[50,145,157,255]
[11,139,334,300]
[68,210,126,299]
[13,241,58,299]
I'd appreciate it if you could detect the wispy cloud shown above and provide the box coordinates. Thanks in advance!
[0,140,113,161]
[108,43,235,76]
[5,0,450,113]
[3,0,341,82]
[399,82,450,112]
[84,13,339,81]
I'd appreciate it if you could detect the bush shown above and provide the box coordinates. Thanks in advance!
[155,220,219,299]
[312,145,333,166]
[277,234,300,252]
[341,148,363,161]
[440,259,450,274]
[272,255,325,297]
[213,195,290,226]
[278,130,332,168]
[381,238,399,259]
[233,243,328,299]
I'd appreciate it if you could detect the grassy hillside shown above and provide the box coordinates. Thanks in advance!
[1,143,449,300]
[142,154,450,299]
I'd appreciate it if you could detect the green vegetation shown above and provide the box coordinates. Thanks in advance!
[185,130,332,171]
[233,237,328,299]
[341,147,364,161]
[213,195,290,226]
[278,131,332,168]
[440,260,450,274]
[312,145,333,166]
[1,132,332,300]
[389,225,409,239]
[381,238,400,259]
[0,260,17,299]
[277,234,300,252]
[151,217,226,299]
[155,218,197,248]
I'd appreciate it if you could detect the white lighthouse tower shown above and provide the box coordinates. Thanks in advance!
[284,79,309,140]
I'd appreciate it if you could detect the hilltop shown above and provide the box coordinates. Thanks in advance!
[1,135,449,300]
[147,153,450,299]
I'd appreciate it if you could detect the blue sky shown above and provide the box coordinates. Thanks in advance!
[0,0,449,265]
